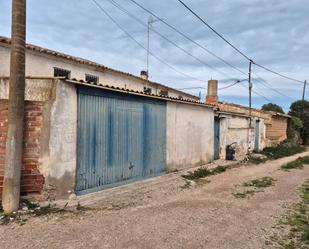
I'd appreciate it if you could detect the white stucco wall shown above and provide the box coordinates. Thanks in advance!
[0,45,196,100]
[219,115,250,160]
[166,102,214,171]
[218,115,266,160]
[42,80,77,198]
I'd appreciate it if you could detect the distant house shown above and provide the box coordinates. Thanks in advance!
[206,80,290,160]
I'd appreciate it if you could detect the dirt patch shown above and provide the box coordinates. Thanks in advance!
[0,150,309,249]
[233,176,275,198]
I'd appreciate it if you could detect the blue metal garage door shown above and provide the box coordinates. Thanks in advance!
[76,86,166,194]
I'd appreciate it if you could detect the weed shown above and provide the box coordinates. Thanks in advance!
[281,156,309,171]
[262,143,305,159]
[247,155,267,164]
[233,190,256,199]
[0,201,90,225]
[194,178,211,185]
[233,176,275,199]
[265,179,309,248]
[243,177,275,188]
[180,180,192,189]
[181,166,226,180]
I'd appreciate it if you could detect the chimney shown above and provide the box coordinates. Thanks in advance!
[206,79,218,104]
[140,70,149,80]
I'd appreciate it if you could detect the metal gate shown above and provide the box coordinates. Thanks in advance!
[76,87,166,194]
[214,117,220,160]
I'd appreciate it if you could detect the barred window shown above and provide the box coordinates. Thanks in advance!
[85,74,99,84]
[53,67,71,78]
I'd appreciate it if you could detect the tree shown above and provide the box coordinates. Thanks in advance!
[289,100,309,145]
[2,0,26,214]
[261,103,285,114]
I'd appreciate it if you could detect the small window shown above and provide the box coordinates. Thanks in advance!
[159,89,168,96]
[53,67,71,78]
[85,74,99,84]
[143,87,152,94]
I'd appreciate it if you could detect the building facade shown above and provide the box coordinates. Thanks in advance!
[0,37,214,200]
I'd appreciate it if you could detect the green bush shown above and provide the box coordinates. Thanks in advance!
[262,142,305,159]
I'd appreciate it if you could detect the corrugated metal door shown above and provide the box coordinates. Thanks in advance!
[214,117,220,160]
[76,87,166,194]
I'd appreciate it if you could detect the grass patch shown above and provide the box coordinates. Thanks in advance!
[262,143,305,160]
[181,166,226,180]
[281,156,309,171]
[233,190,256,199]
[180,180,192,189]
[194,178,211,185]
[233,176,275,199]
[265,179,309,249]
[243,176,275,188]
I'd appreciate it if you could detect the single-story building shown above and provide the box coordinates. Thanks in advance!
[0,37,214,200]
[205,79,289,160]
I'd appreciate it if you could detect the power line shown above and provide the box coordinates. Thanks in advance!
[240,82,271,102]
[103,0,231,78]
[91,0,208,84]
[176,0,305,84]
[127,0,247,77]
[176,0,251,61]
[252,72,296,101]
[253,62,304,84]
[219,79,247,90]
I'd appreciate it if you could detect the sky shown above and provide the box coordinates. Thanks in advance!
[0,0,308,111]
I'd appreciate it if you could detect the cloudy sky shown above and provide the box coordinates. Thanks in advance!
[1,0,308,110]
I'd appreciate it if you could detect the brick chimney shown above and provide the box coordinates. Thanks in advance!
[206,79,218,104]
[140,70,149,80]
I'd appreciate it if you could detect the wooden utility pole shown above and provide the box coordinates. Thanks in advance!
[302,80,307,103]
[2,0,26,214]
[248,60,253,119]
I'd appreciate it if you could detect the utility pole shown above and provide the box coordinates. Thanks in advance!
[146,16,160,77]
[248,60,253,119]
[302,80,307,103]
[2,0,26,214]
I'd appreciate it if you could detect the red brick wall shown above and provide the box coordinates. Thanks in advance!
[0,100,45,194]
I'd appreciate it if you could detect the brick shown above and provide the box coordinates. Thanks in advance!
[0,100,45,194]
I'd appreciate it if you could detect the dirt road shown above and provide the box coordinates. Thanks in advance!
[1,150,309,249]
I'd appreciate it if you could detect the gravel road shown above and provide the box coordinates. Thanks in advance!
[1,150,309,249]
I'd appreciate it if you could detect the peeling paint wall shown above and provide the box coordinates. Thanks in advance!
[166,102,214,171]
[219,115,250,160]
[0,78,56,197]
[42,80,77,200]
[218,114,266,160]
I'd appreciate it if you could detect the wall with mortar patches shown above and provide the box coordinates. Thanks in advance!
[0,78,55,196]
[218,115,266,160]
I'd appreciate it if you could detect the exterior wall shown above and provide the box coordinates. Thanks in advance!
[266,115,288,146]
[0,78,77,200]
[218,115,266,160]
[219,115,250,160]
[42,80,77,199]
[0,100,45,193]
[0,45,197,100]
[218,102,289,148]
[166,102,214,171]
